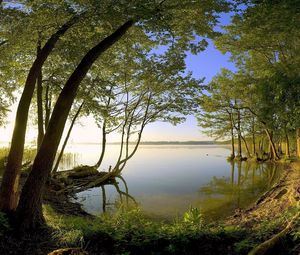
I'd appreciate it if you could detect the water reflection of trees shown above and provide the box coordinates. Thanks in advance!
[99,175,137,213]
[198,161,282,220]
[57,152,80,170]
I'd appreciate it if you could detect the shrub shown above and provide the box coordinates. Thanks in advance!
[0,212,11,237]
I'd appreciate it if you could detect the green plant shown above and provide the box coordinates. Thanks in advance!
[0,212,11,236]
[183,206,204,227]
[234,239,255,254]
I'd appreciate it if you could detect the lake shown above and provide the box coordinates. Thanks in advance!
[57,144,284,221]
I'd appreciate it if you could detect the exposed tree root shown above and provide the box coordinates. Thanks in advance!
[44,165,134,216]
[248,212,299,255]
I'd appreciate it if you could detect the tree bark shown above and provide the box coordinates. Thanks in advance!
[284,128,290,157]
[52,102,84,174]
[16,20,134,230]
[36,42,44,150]
[0,16,79,213]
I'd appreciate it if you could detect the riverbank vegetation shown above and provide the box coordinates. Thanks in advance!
[0,0,299,254]
[197,0,300,163]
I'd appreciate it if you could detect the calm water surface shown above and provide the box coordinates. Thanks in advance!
[58,144,283,221]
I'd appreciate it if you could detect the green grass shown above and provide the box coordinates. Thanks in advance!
[42,203,300,255]
[43,205,250,254]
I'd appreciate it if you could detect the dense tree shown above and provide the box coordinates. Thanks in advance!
[198,0,300,160]
[0,9,81,212]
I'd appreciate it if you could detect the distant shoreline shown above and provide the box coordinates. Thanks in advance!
[0,141,230,146]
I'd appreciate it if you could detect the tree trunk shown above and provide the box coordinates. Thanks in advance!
[0,16,79,213]
[259,136,264,152]
[241,134,251,158]
[237,109,242,158]
[117,94,151,172]
[52,102,84,174]
[36,43,44,150]
[296,128,300,158]
[44,84,51,130]
[229,112,235,159]
[265,129,280,160]
[252,117,256,156]
[95,86,112,169]
[95,120,107,169]
[284,128,290,157]
[15,20,134,230]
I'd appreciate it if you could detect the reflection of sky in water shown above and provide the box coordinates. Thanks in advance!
[61,145,283,220]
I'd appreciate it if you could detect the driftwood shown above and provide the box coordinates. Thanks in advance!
[54,165,99,179]
[51,165,117,195]
[44,165,135,215]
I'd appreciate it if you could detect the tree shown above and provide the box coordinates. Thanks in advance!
[10,0,230,230]
[211,0,300,159]
[0,11,81,212]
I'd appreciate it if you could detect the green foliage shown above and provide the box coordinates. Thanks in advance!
[183,207,203,227]
[234,239,256,254]
[43,204,248,254]
[197,0,300,159]
[0,212,11,236]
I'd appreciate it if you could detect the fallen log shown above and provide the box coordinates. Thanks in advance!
[53,165,100,179]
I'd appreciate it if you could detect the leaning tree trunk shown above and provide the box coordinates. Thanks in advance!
[241,135,251,158]
[52,102,84,174]
[15,20,134,230]
[0,16,79,213]
[36,42,44,149]
[44,84,51,129]
[265,129,280,160]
